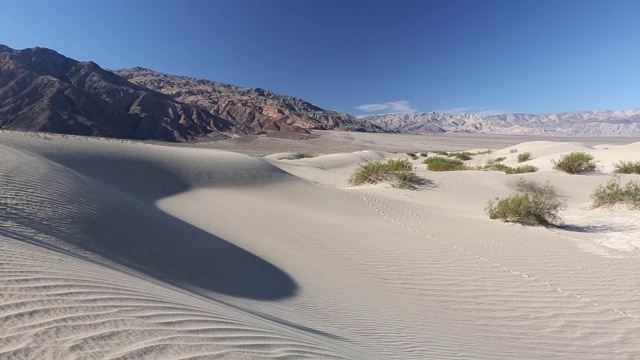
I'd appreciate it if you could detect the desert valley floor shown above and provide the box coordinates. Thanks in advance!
[2,130,640,359]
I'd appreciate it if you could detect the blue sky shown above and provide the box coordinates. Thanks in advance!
[2,0,639,116]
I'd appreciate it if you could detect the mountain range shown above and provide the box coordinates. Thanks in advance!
[0,45,378,142]
[362,109,640,136]
[2,44,639,141]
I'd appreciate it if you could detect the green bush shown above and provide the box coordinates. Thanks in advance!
[591,177,640,209]
[505,165,538,174]
[382,159,412,171]
[389,171,424,189]
[552,152,599,174]
[448,151,473,161]
[484,158,508,171]
[486,180,564,226]
[436,150,449,156]
[406,152,418,160]
[278,152,318,160]
[349,159,421,189]
[517,152,532,163]
[474,149,494,155]
[613,160,640,174]
[512,178,557,196]
[419,152,428,157]
[423,156,466,171]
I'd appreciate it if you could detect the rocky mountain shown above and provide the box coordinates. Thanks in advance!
[364,109,640,136]
[0,45,234,141]
[0,45,380,142]
[114,67,380,134]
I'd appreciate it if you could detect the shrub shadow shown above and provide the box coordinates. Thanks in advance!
[557,223,630,233]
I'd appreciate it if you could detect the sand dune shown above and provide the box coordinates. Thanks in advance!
[2,130,640,359]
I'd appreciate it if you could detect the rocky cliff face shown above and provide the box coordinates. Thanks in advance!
[114,67,380,134]
[364,109,640,136]
[0,46,233,141]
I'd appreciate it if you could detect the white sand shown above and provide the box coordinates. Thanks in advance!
[2,130,640,359]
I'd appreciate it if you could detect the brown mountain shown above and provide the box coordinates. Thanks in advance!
[0,45,234,141]
[114,67,381,134]
[0,45,381,142]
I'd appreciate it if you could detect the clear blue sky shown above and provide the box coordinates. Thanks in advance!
[2,0,639,116]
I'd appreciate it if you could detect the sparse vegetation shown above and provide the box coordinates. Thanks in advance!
[486,179,564,226]
[512,178,557,196]
[613,160,640,174]
[349,159,423,189]
[474,149,494,155]
[591,177,640,209]
[419,152,428,157]
[505,165,538,174]
[448,151,473,161]
[423,156,467,171]
[389,171,424,189]
[510,149,518,153]
[517,152,532,163]
[481,157,536,174]
[552,152,599,174]
[278,152,318,160]
[406,152,418,160]
[435,150,449,156]
[484,158,509,171]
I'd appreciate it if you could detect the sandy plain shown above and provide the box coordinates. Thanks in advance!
[1,129,640,359]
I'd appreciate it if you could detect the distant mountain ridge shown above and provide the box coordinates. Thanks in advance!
[114,67,380,134]
[363,109,640,136]
[3,45,638,140]
[0,45,380,142]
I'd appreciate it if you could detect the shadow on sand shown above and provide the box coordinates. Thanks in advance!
[1,153,298,301]
[557,223,631,233]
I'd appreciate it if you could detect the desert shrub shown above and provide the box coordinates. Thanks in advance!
[510,149,518,153]
[552,152,599,174]
[505,165,538,174]
[475,149,494,155]
[591,177,640,209]
[484,158,509,171]
[613,160,640,174]
[489,164,510,171]
[419,152,428,157]
[349,159,421,189]
[383,159,413,171]
[486,180,564,226]
[407,152,418,160]
[389,171,424,189]
[512,178,557,196]
[436,150,449,156]
[349,161,389,185]
[278,152,318,160]
[494,156,506,162]
[517,152,532,163]
[423,156,466,171]
[448,151,473,161]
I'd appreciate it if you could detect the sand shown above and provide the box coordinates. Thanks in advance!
[2,130,640,359]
